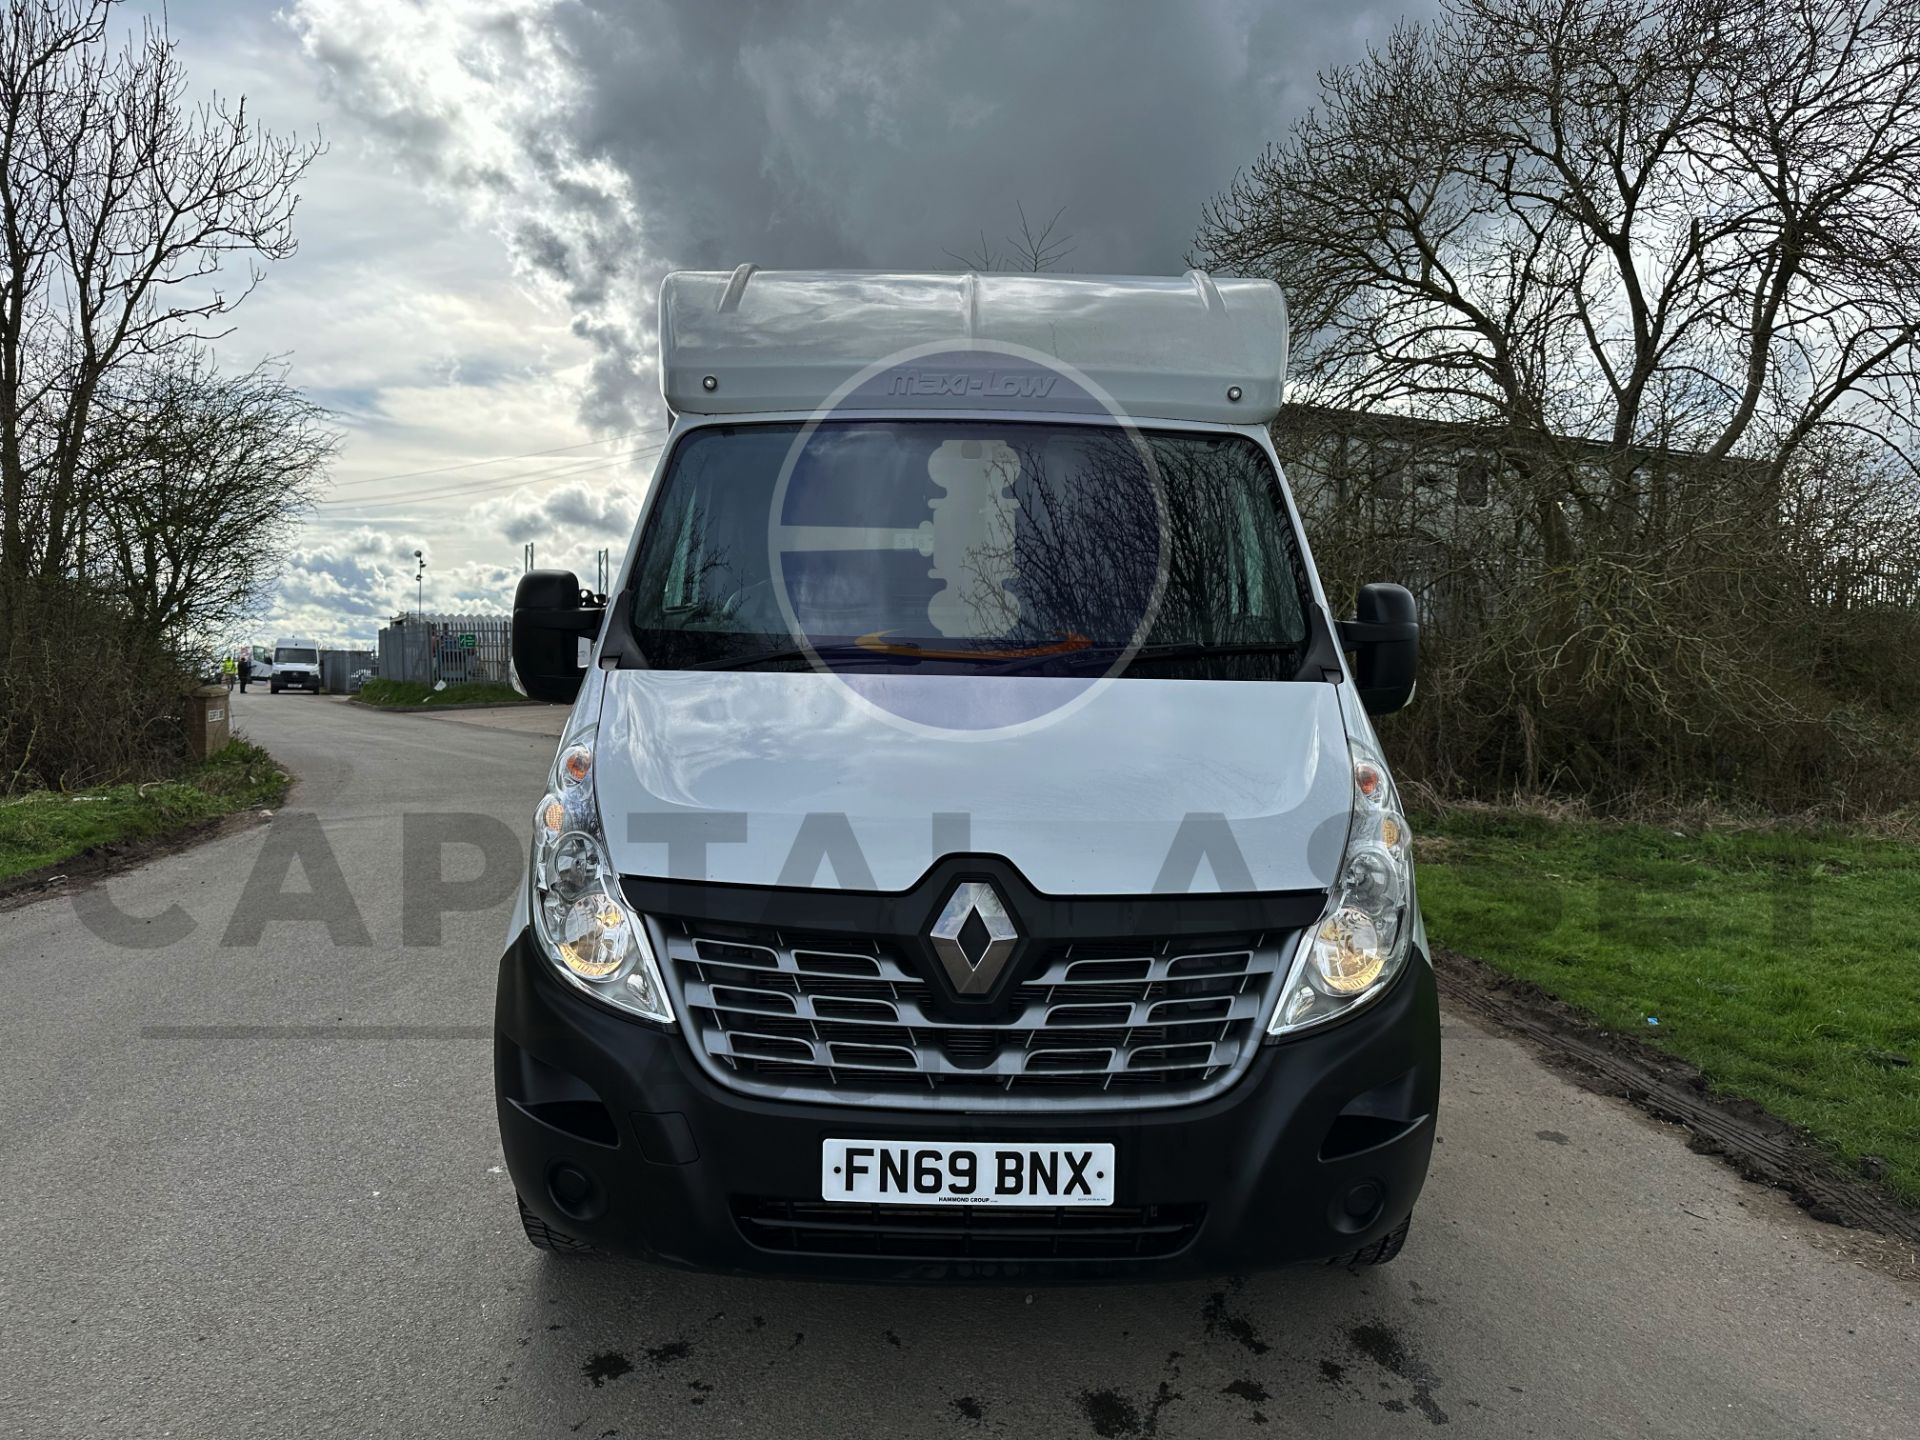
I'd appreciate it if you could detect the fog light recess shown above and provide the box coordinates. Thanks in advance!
[1329,1179,1386,1234]
[547,1162,605,1222]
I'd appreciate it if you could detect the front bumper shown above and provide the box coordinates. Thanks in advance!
[495,929,1439,1282]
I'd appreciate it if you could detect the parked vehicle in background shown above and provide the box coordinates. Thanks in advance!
[270,638,322,693]
[498,269,1433,1282]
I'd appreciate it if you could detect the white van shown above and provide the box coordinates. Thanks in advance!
[269,637,322,693]
[499,269,1432,1280]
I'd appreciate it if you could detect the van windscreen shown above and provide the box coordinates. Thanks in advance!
[275,648,318,665]
[626,421,1315,680]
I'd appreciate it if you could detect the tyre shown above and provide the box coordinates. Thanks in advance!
[1338,1215,1410,1267]
[270,682,282,694]
[518,1194,595,1255]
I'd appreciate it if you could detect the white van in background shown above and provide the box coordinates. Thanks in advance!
[270,638,322,693]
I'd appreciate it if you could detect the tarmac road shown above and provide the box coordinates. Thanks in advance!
[1,692,1914,1439]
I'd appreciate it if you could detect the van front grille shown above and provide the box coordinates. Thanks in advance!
[657,921,1290,1110]
[732,1196,1206,1260]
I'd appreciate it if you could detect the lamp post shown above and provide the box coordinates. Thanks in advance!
[413,549,430,684]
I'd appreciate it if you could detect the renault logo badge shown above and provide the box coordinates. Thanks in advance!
[928,881,1019,994]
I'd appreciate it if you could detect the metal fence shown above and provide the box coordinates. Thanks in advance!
[376,615,512,686]
[1815,559,1920,612]
[319,649,376,693]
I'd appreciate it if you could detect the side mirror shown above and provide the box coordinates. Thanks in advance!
[512,570,605,705]
[1337,582,1419,716]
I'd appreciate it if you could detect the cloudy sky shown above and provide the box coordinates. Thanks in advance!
[144,0,1419,646]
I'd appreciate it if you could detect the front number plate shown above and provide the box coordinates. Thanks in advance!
[821,1139,1115,1207]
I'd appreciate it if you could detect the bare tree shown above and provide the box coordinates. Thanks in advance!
[0,0,321,594]
[1198,0,1920,810]
[0,1,322,791]
[84,352,333,642]
[945,203,1076,272]
[1198,0,1920,499]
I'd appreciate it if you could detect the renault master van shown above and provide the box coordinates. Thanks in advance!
[498,269,1434,1280]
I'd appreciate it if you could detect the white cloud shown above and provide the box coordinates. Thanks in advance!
[251,527,419,646]
[138,0,1429,643]
[251,526,557,645]
[477,472,648,546]
[125,0,639,640]
[285,0,657,431]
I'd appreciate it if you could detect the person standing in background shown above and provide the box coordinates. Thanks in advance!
[238,652,253,694]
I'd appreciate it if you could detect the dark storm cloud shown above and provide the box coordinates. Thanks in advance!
[293,0,1425,428]
[543,0,1378,273]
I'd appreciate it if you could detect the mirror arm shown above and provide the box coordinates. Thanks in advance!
[1337,617,1418,649]
[518,606,603,637]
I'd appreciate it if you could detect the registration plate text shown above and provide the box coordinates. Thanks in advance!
[821,1139,1115,1207]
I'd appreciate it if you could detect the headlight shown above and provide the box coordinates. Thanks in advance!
[529,727,675,1025]
[1268,735,1416,1035]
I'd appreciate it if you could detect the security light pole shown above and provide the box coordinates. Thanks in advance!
[414,550,425,621]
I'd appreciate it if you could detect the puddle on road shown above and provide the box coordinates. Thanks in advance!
[505,1262,1473,1437]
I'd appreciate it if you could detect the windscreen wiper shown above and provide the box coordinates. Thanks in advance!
[991,638,1305,675]
[680,638,1299,674]
[680,643,924,671]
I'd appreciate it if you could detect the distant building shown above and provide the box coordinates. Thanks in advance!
[1268,404,1918,624]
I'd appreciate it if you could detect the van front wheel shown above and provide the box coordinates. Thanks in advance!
[517,1194,595,1255]
[1339,1215,1410,1268]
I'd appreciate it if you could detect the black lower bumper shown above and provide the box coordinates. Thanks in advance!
[495,930,1439,1282]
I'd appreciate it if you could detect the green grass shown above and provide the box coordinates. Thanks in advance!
[0,740,291,882]
[1415,810,1920,1204]
[355,678,526,708]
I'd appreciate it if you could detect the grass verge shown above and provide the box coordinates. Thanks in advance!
[0,740,290,882]
[355,678,527,708]
[1414,809,1920,1205]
